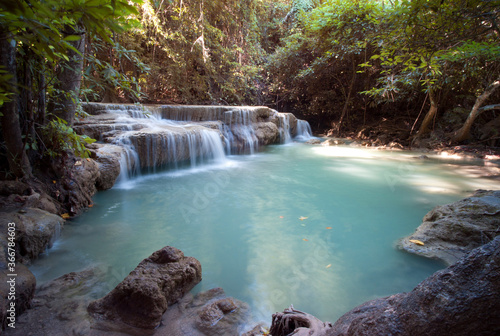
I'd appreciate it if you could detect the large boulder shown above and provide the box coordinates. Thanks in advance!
[88,246,202,329]
[269,236,500,336]
[0,209,64,265]
[0,209,64,331]
[399,189,500,265]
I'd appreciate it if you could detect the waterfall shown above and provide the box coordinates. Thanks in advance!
[295,120,313,140]
[277,113,292,144]
[224,109,258,154]
[78,103,314,182]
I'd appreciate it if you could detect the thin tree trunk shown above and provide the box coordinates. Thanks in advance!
[0,28,32,178]
[51,24,86,126]
[452,78,500,142]
[337,62,357,135]
[416,88,438,135]
[37,60,46,125]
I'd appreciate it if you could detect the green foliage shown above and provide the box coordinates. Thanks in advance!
[42,117,96,158]
[110,0,290,105]
[0,0,143,108]
[82,36,150,102]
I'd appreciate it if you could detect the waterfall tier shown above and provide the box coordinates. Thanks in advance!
[75,103,313,179]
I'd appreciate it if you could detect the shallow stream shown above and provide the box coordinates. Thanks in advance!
[31,143,500,326]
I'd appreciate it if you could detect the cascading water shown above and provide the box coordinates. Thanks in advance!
[296,119,313,140]
[77,103,314,182]
[277,113,292,144]
[224,108,259,154]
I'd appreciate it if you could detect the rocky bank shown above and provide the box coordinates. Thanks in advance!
[399,189,500,265]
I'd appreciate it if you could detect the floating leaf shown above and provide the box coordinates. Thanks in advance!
[409,239,425,246]
[61,213,70,219]
[279,216,284,219]
[303,238,308,241]
[326,264,332,268]
[88,204,94,208]
[326,227,332,229]
[299,216,308,220]
[301,224,306,227]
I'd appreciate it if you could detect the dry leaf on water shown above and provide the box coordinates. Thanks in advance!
[299,216,308,220]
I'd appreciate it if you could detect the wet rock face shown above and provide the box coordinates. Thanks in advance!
[3,268,102,336]
[0,264,36,331]
[88,143,123,190]
[87,246,202,329]
[0,208,63,331]
[0,209,64,265]
[399,189,500,265]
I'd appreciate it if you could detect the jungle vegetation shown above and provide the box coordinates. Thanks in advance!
[0,0,499,179]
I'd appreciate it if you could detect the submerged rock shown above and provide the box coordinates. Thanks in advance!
[88,246,202,329]
[399,189,500,265]
[305,138,321,145]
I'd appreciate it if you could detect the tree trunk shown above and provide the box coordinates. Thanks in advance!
[337,62,357,135]
[416,88,438,135]
[0,28,32,178]
[37,60,46,125]
[452,78,500,143]
[51,24,86,126]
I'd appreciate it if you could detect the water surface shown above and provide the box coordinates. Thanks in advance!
[31,143,500,326]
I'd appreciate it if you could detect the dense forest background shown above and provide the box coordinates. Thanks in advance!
[0,0,499,180]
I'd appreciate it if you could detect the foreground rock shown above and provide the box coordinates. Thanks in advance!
[0,208,64,329]
[6,266,249,335]
[4,268,102,336]
[270,236,500,336]
[0,209,64,265]
[399,189,500,265]
[269,305,333,336]
[88,246,202,329]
